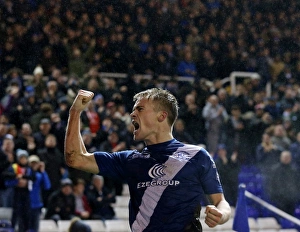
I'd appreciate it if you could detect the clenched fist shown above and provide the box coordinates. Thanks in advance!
[70,89,94,112]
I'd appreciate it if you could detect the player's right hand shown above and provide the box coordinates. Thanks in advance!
[70,89,94,112]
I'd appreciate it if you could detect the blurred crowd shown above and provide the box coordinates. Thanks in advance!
[1,0,300,230]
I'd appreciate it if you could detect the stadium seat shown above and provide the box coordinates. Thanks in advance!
[279,229,299,232]
[122,184,130,196]
[0,207,12,220]
[257,230,280,232]
[105,219,131,232]
[114,207,129,220]
[57,220,70,232]
[256,217,281,230]
[39,220,59,232]
[248,217,258,231]
[112,196,130,208]
[82,220,106,232]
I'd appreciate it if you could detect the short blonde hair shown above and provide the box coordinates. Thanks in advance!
[133,88,179,127]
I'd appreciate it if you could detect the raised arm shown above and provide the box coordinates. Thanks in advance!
[64,90,99,174]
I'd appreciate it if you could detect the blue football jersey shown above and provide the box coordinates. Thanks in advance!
[94,139,223,232]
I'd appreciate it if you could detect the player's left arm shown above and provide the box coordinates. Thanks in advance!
[204,193,231,227]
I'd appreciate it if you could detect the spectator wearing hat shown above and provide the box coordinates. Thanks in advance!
[28,66,46,101]
[45,178,76,222]
[5,149,35,232]
[28,155,51,232]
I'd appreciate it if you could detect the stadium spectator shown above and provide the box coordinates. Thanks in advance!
[45,178,76,222]
[267,150,300,215]
[256,130,281,175]
[271,124,292,152]
[14,122,36,154]
[87,175,116,220]
[0,134,16,207]
[99,130,126,196]
[248,105,273,161]
[179,92,206,144]
[173,118,196,145]
[37,133,67,206]
[33,118,52,150]
[214,144,240,206]
[28,155,51,232]
[5,149,34,232]
[0,139,11,207]
[73,178,92,220]
[221,105,249,164]
[27,66,46,101]
[0,79,23,128]
[29,103,53,133]
[202,94,229,154]
[177,50,197,77]
[289,131,300,170]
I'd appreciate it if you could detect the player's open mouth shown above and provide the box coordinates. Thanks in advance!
[132,121,140,133]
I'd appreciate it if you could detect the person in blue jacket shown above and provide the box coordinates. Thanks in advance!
[5,149,34,232]
[28,155,51,232]
[65,88,231,232]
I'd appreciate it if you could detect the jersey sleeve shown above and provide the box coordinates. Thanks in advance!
[198,149,223,194]
[94,151,131,180]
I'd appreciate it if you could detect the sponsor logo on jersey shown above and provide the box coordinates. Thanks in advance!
[170,151,193,161]
[148,164,166,179]
[137,163,180,189]
[137,179,180,188]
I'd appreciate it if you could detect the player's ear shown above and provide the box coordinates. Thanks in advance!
[158,111,168,122]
